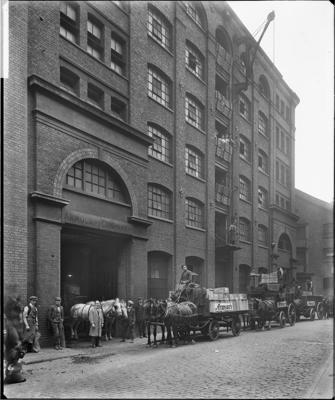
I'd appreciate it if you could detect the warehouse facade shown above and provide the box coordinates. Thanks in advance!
[4,1,300,337]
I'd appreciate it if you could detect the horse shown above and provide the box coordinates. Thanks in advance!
[164,300,198,347]
[69,299,121,340]
[253,298,276,330]
[143,298,166,347]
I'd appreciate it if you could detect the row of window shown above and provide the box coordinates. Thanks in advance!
[276,192,291,211]
[275,93,291,123]
[276,124,291,155]
[276,159,290,188]
[239,218,268,245]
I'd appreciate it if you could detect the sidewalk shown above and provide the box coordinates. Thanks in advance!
[22,335,155,366]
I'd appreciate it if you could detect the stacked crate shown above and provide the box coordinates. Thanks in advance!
[206,288,249,313]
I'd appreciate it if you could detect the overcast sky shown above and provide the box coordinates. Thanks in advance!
[227,1,334,204]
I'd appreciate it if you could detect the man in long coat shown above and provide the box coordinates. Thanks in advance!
[22,296,40,353]
[89,301,104,348]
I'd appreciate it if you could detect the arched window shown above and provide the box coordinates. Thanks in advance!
[258,224,268,246]
[183,1,207,30]
[239,175,251,202]
[239,93,251,121]
[148,184,172,220]
[147,65,172,108]
[185,40,204,80]
[185,93,204,130]
[185,145,204,179]
[259,75,270,99]
[258,149,269,174]
[239,217,251,242]
[258,111,268,137]
[148,123,172,163]
[278,233,292,252]
[258,186,268,208]
[185,197,204,229]
[147,5,172,51]
[65,159,130,204]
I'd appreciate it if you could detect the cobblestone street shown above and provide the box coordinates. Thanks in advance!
[3,319,333,399]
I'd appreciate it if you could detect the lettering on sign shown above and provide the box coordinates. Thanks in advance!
[307,301,315,307]
[277,301,287,308]
[215,302,233,312]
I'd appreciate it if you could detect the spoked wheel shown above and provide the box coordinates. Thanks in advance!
[231,317,242,336]
[208,320,220,341]
[316,303,324,320]
[310,308,316,321]
[288,303,296,326]
[279,311,286,328]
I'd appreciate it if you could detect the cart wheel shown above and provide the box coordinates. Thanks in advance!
[288,303,296,326]
[316,303,324,320]
[208,320,220,341]
[231,317,241,336]
[310,308,316,321]
[279,311,286,328]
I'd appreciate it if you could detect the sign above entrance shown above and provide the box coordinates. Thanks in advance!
[63,210,148,239]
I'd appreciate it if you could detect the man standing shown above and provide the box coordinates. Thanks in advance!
[48,297,66,350]
[135,298,146,338]
[127,300,136,343]
[180,264,192,286]
[89,301,104,348]
[22,296,40,353]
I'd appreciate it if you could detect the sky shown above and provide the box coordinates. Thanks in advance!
[227,1,334,204]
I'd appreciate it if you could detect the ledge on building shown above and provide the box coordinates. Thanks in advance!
[127,216,152,227]
[30,191,69,207]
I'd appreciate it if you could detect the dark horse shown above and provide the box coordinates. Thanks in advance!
[253,298,276,330]
[143,298,166,347]
[4,295,27,384]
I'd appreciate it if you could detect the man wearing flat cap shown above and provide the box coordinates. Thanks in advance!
[48,297,66,350]
[22,296,40,353]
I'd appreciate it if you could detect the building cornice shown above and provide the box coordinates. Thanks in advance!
[28,74,153,147]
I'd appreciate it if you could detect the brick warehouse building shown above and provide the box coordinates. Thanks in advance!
[4,1,300,340]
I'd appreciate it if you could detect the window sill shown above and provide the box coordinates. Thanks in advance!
[185,225,206,233]
[258,131,270,140]
[185,121,206,135]
[258,168,270,177]
[239,239,252,245]
[239,198,252,205]
[147,33,174,56]
[148,215,173,224]
[258,244,268,249]
[148,155,173,167]
[239,113,251,125]
[186,172,206,183]
[147,95,174,113]
[185,66,206,85]
[258,206,269,213]
[239,155,252,165]
[63,186,131,208]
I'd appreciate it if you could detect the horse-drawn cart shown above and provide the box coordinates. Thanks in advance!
[293,292,324,321]
[189,289,249,340]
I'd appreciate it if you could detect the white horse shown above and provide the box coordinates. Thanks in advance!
[69,299,122,340]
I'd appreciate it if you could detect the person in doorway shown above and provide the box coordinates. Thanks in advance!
[22,296,40,353]
[48,297,66,350]
[135,298,146,338]
[89,300,104,348]
[180,264,192,286]
[127,300,136,343]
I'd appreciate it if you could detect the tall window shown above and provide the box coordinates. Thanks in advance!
[185,198,204,229]
[239,94,250,121]
[185,41,204,80]
[148,184,172,220]
[60,66,79,94]
[258,186,268,209]
[239,136,251,162]
[239,176,251,202]
[278,234,292,252]
[185,146,204,179]
[110,34,125,75]
[60,2,78,43]
[147,6,172,51]
[183,1,206,29]
[258,112,268,137]
[148,66,171,108]
[239,218,251,242]
[148,124,171,163]
[276,160,290,187]
[259,75,270,99]
[258,150,269,173]
[276,192,290,211]
[65,159,129,203]
[110,96,126,120]
[258,225,268,246]
[87,83,104,108]
[87,16,104,60]
[185,94,203,130]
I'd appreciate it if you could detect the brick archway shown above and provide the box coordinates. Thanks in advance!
[53,148,138,215]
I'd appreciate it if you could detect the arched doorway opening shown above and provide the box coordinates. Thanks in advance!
[147,251,172,300]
